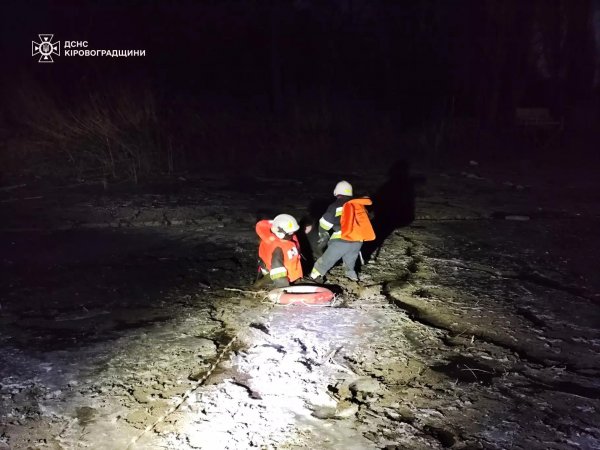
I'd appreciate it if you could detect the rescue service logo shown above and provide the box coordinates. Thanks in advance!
[31,35,146,63]
[32,34,60,63]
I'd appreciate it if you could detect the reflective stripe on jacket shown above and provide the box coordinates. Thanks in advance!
[319,196,350,240]
[256,220,303,282]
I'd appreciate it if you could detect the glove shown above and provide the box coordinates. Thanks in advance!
[317,229,330,249]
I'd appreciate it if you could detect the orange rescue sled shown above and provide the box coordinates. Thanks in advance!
[267,285,335,306]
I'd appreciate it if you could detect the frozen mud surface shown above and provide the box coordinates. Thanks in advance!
[1,163,599,449]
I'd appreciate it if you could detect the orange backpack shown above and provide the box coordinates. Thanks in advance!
[340,198,376,242]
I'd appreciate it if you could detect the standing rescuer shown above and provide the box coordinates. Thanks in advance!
[310,180,375,282]
[256,214,303,288]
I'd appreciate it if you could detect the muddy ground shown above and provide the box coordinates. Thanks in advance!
[1,160,599,450]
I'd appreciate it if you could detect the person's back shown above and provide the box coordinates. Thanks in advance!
[340,197,375,242]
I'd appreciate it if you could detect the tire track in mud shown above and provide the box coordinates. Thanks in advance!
[345,237,466,449]
[381,231,600,399]
[361,230,600,449]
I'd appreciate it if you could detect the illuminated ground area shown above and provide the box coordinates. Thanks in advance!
[1,164,599,449]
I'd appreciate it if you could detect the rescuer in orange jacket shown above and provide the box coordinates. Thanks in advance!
[256,214,303,288]
[309,180,375,283]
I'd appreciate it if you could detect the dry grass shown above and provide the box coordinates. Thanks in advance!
[12,79,163,183]
[4,77,445,182]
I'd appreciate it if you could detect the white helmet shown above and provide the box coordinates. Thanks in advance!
[333,180,353,196]
[271,214,300,238]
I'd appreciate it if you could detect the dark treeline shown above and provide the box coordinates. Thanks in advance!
[1,0,598,180]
